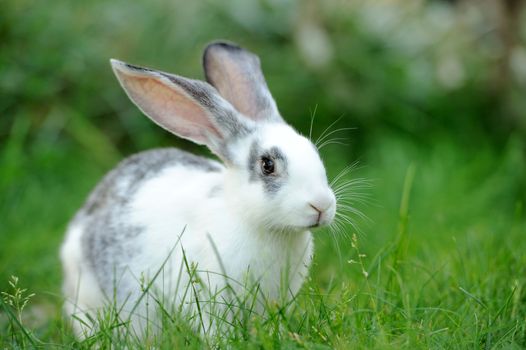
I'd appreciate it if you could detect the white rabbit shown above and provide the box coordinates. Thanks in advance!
[60,41,336,337]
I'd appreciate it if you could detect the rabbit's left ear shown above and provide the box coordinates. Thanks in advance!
[203,41,283,123]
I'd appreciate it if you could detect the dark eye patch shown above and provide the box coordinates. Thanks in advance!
[248,141,288,195]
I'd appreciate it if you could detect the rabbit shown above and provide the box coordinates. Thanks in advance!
[60,41,337,338]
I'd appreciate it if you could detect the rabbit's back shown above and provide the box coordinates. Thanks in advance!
[77,148,222,221]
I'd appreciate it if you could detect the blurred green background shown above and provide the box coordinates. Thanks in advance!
[1,0,525,346]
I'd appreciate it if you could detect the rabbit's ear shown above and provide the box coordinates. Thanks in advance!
[111,59,253,162]
[203,41,283,123]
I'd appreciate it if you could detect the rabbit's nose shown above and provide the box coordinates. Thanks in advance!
[309,192,335,213]
[309,203,323,213]
[308,191,336,225]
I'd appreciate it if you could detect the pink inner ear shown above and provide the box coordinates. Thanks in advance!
[120,75,222,144]
[207,53,263,121]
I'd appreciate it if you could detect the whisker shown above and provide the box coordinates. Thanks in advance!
[315,127,355,149]
[317,139,350,150]
[308,104,318,141]
[334,212,362,234]
[335,190,372,199]
[330,162,361,187]
[329,227,343,265]
[336,197,372,208]
[337,204,371,222]
[314,116,343,147]
[331,162,363,183]
[331,217,352,240]
[333,179,373,194]
[326,160,374,243]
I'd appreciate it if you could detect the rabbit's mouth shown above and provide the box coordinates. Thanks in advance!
[307,215,333,229]
[306,202,335,228]
[308,218,332,229]
[270,222,322,233]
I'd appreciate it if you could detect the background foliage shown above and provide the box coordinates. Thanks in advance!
[1,0,525,348]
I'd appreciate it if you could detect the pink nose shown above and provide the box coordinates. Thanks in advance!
[309,193,334,212]
[308,192,335,224]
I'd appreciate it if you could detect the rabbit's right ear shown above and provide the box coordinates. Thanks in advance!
[111,59,253,163]
[203,41,283,123]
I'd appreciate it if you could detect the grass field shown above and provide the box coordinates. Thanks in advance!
[1,123,525,348]
[2,0,526,348]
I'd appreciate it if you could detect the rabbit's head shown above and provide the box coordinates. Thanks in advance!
[111,41,336,231]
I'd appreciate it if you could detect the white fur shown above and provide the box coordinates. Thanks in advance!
[61,154,315,334]
[60,224,105,337]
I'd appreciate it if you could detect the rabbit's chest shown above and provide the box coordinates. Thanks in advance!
[201,228,314,300]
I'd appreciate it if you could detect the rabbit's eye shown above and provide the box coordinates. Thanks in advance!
[261,157,275,175]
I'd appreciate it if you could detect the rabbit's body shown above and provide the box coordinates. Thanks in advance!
[61,42,335,337]
[62,147,312,335]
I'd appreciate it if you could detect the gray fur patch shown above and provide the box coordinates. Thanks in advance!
[82,148,220,215]
[207,185,223,198]
[248,141,288,195]
[124,62,154,73]
[77,148,222,297]
[247,140,260,182]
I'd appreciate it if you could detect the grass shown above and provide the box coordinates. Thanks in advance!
[1,120,525,348]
